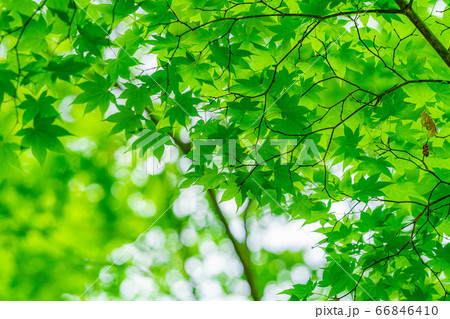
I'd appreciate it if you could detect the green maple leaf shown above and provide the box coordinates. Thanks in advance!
[18,91,59,124]
[74,22,109,57]
[268,18,300,43]
[119,83,152,114]
[140,0,175,26]
[105,49,139,82]
[17,117,71,166]
[21,15,49,51]
[106,104,144,136]
[280,279,317,301]
[0,9,14,31]
[356,156,393,178]
[272,162,303,198]
[0,65,15,105]
[288,194,330,223]
[72,73,115,115]
[352,173,392,203]
[44,55,90,82]
[334,125,364,160]
[148,32,179,54]
[269,93,309,134]
[165,90,200,125]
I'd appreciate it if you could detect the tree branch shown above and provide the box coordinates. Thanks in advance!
[395,0,450,68]
[178,9,403,37]
[207,189,261,301]
[146,112,261,300]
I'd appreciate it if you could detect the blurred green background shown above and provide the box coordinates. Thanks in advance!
[0,107,320,300]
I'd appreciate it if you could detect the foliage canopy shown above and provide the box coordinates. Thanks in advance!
[0,0,449,300]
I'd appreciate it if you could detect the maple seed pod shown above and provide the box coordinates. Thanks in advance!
[423,143,429,157]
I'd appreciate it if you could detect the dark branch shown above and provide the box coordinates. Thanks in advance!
[394,0,450,69]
